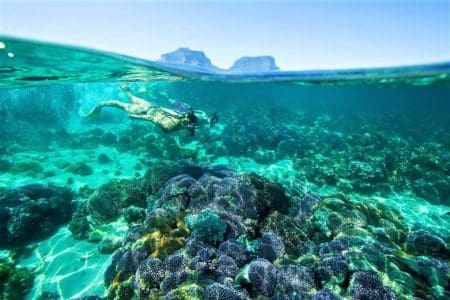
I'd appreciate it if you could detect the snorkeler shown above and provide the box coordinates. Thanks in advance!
[86,84,215,136]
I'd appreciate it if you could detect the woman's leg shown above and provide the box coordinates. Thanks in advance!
[85,100,131,118]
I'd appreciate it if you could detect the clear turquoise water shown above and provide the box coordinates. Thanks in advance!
[0,37,449,300]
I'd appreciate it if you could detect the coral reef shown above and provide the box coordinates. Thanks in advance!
[0,260,35,300]
[0,184,73,248]
[97,163,449,299]
[248,258,277,297]
[87,179,146,222]
[68,162,93,176]
[185,208,227,244]
[257,232,286,262]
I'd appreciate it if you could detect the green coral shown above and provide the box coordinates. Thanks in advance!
[185,208,227,244]
[87,179,146,222]
[0,260,35,300]
[10,160,44,175]
[67,161,93,176]
[165,283,204,300]
[262,211,308,256]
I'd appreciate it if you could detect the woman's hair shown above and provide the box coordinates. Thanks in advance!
[186,108,198,124]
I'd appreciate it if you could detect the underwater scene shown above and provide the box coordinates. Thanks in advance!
[0,37,449,300]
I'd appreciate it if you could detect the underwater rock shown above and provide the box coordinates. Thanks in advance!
[218,210,250,240]
[122,225,144,247]
[80,296,103,300]
[345,161,387,194]
[144,208,178,233]
[68,162,93,176]
[0,260,35,300]
[97,152,112,164]
[123,205,146,224]
[271,292,303,300]
[141,160,233,196]
[108,280,135,300]
[104,249,125,287]
[157,174,197,212]
[318,253,349,287]
[0,183,73,248]
[188,174,259,220]
[98,239,121,254]
[151,162,288,236]
[141,160,188,195]
[68,201,90,240]
[100,132,117,146]
[262,211,308,256]
[248,258,277,297]
[293,192,323,223]
[412,176,450,205]
[276,138,306,158]
[0,158,12,172]
[398,255,449,297]
[405,229,448,258]
[349,271,397,300]
[87,179,146,222]
[222,118,307,157]
[144,214,190,260]
[10,160,44,175]
[100,162,450,300]
[242,172,291,218]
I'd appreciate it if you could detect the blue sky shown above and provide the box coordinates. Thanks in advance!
[1,0,449,70]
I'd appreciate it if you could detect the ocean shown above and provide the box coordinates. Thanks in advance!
[0,37,449,300]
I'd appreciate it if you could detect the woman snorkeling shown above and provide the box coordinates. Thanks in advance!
[86,83,218,136]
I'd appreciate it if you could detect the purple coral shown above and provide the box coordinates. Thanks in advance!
[312,289,341,300]
[218,239,247,267]
[217,254,239,278]
[318,254,349,281]
[160,252,188,293]
[190,247,216,274]
[257,232,285,261]
[188,175,258,220]
[134,258,165,297]
[203,283,246,300]
[157,174,197,211]
[276,265,315,293]
[118,248,149,275]
[294,192,323,222]
[186,237,213,257]
[349,271,397,300]
[248,258,277,297]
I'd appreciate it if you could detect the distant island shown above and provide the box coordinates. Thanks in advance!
[159,48,280,72]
